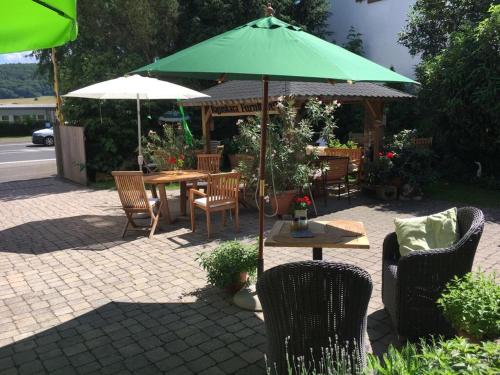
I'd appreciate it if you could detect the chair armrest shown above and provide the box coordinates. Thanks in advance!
[382,232,400,263]
[189,189,206,201]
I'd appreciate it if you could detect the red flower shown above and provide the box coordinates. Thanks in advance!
[179,154,185,160]
[386,152,395,159]
[168,156,177,164]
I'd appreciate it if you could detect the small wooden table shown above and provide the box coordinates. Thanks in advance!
[265,220,369,260]
[143,170,208,224]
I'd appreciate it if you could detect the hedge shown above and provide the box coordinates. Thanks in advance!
[0,121,49,137]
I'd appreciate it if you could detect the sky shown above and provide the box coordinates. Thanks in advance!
[0,52,37,64]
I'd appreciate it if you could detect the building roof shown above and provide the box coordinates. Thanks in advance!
[182,80,413,106]
[0,103,56,109]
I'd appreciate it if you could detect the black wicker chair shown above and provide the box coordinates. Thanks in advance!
[382,207,484,339]
[257,261,372,375]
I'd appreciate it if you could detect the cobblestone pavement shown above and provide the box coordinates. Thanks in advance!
[0,177,498,374]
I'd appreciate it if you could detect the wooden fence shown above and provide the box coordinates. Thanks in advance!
[58,125,87,185]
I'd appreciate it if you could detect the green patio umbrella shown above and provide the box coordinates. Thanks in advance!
[134,7,415,280]
[0,0,78,54]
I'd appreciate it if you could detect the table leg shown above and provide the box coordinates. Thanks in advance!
[149,185,158,198]
[157,183,172,224]
[313,247,323,260]
[180,181,187,216]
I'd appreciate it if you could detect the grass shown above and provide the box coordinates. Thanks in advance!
[90,179,180,191]
[0,136,32,144]
[426,180,500,208]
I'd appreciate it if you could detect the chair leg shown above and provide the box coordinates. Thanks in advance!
[206,210,211,239]
[149,212,160,239]
[346,179,351,203]
[190,202,196,232]
[122,218,130,238]
[338,183,341,200]
[234,205,240,232]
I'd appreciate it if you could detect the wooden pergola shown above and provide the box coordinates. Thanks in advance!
[182,80,414,157]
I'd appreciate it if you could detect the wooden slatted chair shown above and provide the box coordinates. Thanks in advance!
[112,171,162,239]
[322,156,351,204]
[197,154,221,173]
[324,148,364,184]
[189,172,240,238]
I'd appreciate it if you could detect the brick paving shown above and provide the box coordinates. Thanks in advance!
[0,177,498,374]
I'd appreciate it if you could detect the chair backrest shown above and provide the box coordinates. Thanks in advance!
[257,261,373,374]
[454,207,485,268]
[206,172,240,205]
[111,171,149,211]
[197,154,221,173]
[324,156,349,181]
[324,148,362,164]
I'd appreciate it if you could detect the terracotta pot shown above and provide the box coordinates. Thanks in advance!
[225,272,248,294]
[270,190,296,216]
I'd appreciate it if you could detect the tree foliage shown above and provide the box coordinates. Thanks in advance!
[34,0,331,176]
[399,0,496,58]
[416,5,500,180]
[0,64,52,99]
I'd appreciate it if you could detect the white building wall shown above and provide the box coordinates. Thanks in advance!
[329,0,419,79]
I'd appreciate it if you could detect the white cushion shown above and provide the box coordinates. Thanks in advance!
[194,197,235,208]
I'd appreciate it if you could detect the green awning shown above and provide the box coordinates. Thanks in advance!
[0,0,78,53]
[135,16,415,84]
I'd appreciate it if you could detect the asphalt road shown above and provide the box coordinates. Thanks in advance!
[0,142,56,183]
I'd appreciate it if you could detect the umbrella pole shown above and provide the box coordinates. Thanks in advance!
[136,94,143,171]
[257,76,269,276]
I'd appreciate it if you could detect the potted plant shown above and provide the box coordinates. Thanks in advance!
[292,194,312,219]
[196,241,258,294]
[437,271,500,342]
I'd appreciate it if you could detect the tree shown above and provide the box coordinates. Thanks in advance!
[399,0,495,59]
[343,26,364,56]
[35,0,331,176]
[416,5,500,179]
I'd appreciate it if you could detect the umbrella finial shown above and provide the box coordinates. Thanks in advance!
[265,3,274,17]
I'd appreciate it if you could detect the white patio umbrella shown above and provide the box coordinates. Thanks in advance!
[64,74,209,170]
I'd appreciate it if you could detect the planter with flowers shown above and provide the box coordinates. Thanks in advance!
[292,195,312,219]
[142,123,198,171]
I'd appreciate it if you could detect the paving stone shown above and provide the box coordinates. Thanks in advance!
[0,177,497,374]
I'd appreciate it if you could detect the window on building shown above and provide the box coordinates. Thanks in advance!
[0,115,9,122]
[13,115,21,122]
[37,114,45,120]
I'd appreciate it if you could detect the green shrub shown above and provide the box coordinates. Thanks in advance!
[0,121,47,137]
[438,271,500,340]
[196,241,257,289]
[368,337,500,375]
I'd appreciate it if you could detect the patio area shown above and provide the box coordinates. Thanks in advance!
[0,177,498,375]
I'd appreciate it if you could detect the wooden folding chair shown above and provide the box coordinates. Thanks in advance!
[322,156,351,204]
[189,172,240,238]
[112,171,163,239]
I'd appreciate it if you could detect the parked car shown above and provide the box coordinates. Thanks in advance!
[32,127,54,146]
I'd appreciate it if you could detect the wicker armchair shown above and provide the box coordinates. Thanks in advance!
[257,261,372,375]
[382,207,485,339]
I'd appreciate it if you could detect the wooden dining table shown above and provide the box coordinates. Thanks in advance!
[265,219,370,260]
[143,170,208,224]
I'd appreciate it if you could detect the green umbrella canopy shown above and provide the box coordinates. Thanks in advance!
[134,16,415,84]
[0,0,78,53]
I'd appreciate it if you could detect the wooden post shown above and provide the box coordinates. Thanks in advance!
[201,105,212,153]
[51,47,64,177]
[363,100,385,161]
[257,76,269,277]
